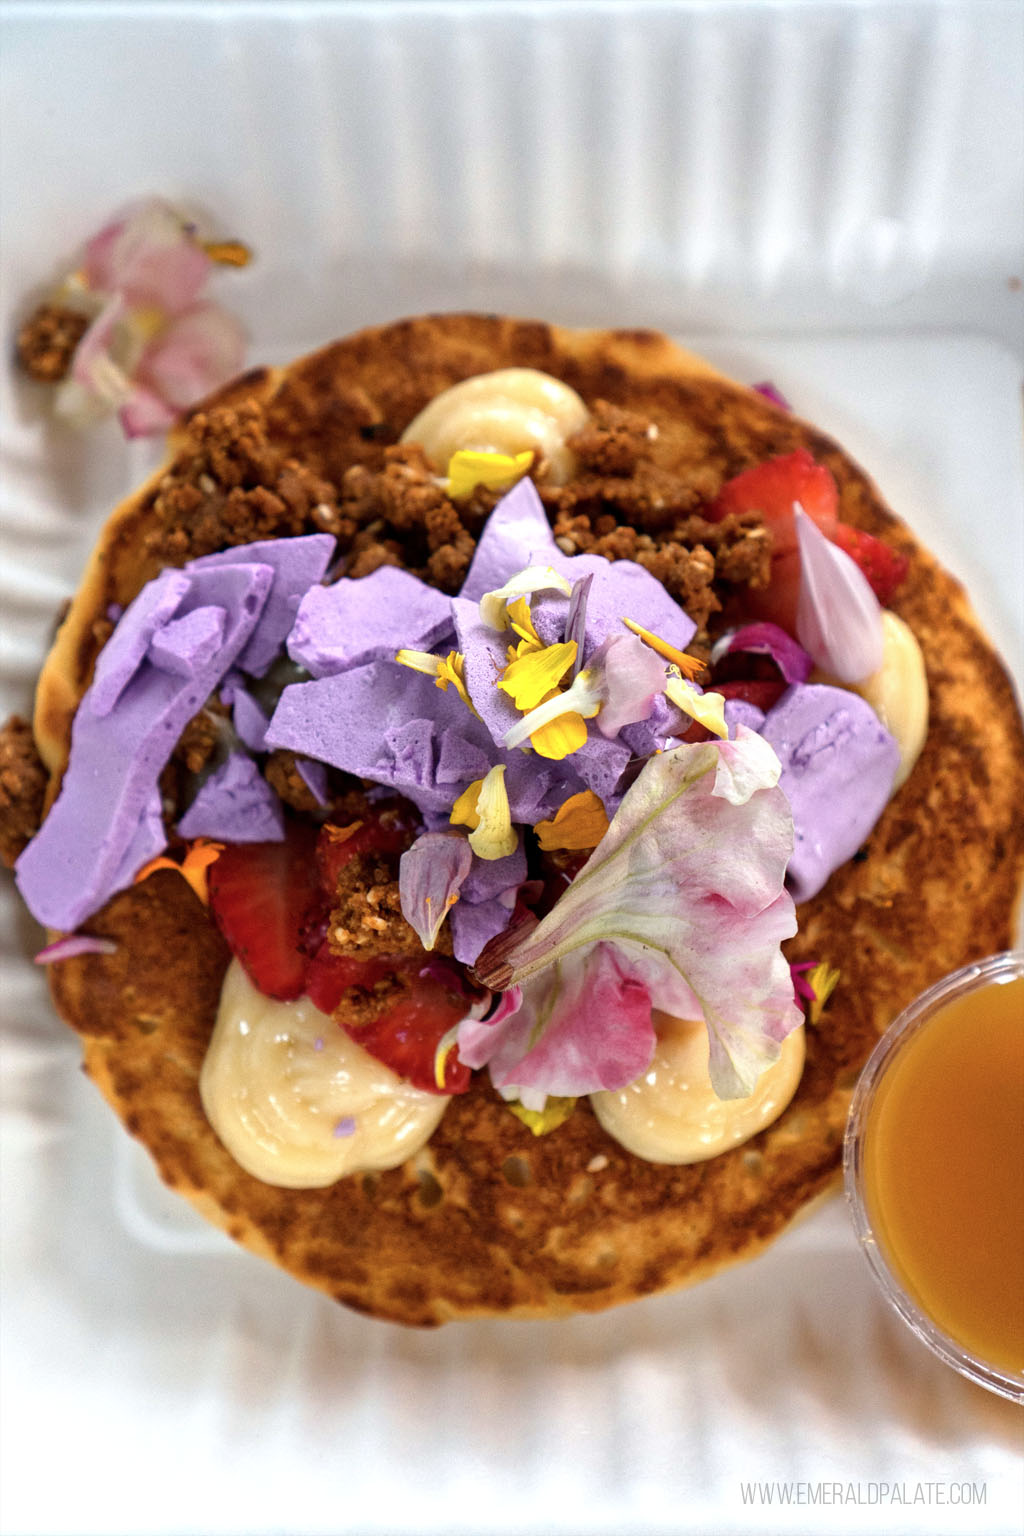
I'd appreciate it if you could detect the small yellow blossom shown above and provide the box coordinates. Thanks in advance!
[450,764,517,860]
[446,449,534,500]
[806,961,841,1026]
[134,838,223,906]
[396,647,474,713]
[665,674,729,739]
[433,1024,462,1090]
[499,640,577,711]
[506,596,542,650]
[622,618,705,680]
[479,566,572,631]
[534,790,610,851]
[508,1096,578,1135]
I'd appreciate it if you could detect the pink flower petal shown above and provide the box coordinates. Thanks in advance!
[475,729,801,1099]
[118,385,179,439]
[34,934,117,964]
[136,303,246,410]
[70,293,130,403]
[83,199,210,311]
[457,943,655,1097]
[717,622,812,685]
[593,632,666,738]
[795,507,884,683]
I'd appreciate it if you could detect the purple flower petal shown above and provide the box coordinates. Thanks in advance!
[717,622,813,686]
[34,934,118,964]
[751,381,792,412]
[399,832,474,950]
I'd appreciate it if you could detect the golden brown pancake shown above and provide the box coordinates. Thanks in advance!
[28,314,1024,1325]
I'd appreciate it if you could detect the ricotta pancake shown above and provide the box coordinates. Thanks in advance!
[16,314,1024,1325]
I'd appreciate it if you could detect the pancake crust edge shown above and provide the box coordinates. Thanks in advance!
[35,314,1024,1325]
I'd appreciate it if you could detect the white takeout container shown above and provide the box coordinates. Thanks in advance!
[1,4,1022,1535]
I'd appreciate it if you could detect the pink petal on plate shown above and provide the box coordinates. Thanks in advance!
[717,622,812,685]
[84,198,210,311]
[70,293,130,403]
[34,934,117,964]
[794,506,884,683]
[118,384,179,439]
[136,303,246,410]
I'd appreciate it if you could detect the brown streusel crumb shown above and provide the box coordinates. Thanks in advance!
[0,716,48,867]
[16,304,89,384]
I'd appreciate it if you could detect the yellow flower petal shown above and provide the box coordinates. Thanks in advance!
[450,777,485,832]
[466,764,518,861]
[506,595,542,649]
[530,708,589,760]
[435,651,473,711]
[534,790,610,851]
[623,618,706,680]
[499,640,577,711]
[479,566,572,631]
[665,676,729,740]
[447,449,534,500]
[806,961,841,1026]
[396,648,442,676]
[508,1095,577,1135]
[433,1024,461,1090]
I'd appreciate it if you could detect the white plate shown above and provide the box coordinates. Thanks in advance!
[2,5,1022,1536]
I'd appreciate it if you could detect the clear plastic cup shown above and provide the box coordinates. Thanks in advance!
[843,951,1024,1403]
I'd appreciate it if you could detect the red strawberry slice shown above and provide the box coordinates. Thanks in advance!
[303,941,394,1016]
[831,523,910,604]
[343,966,472,1095]
[315,806,416,892]
[709,448,840,555]
[207,821,319,1000]
[715,678,789,712]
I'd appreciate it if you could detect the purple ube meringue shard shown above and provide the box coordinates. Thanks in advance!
[149,605,227,678]
[192,533,335,677]
[759,683,899,902]
[16,561,274,932]
[178,751,285,842]
[89,569,192,716]
[288,566,453,679]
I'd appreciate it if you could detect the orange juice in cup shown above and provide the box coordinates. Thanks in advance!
[844,952,1024,1401]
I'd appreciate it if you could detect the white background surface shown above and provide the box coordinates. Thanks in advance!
[1,4,1023,1535]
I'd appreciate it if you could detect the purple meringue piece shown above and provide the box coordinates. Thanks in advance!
[149,605,227,678]
[177,752,284,843]
[287,566,454,679]
[106,786,168,894]
[295,758,329,807]
[459,478,557,601]
[450,895,516,966]
[759,684,899,903]
[724,699,767,736]
[232,691,270,752]
[462,840,527,904]
[191,533,335,677]
[89,569,191,717]
[15,561,274,932]
[619,692,688,756]
[451,596,522,750]
[532,553,696,660]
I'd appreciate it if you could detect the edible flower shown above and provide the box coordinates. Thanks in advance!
[447,449,534,500]
[563,574,593,678]
[508,1095,578,1135]
[34,934,118,965]
[622,617,705,680]
[503,633,666,751]
[133,838,223,905]
[479,566,572,631]
[498,640,577,711]
[450,765,518,860]
[713,622,812,686]
[805,960,840,1025]
[47,198,248,438]
[664,674,729,739]
[398,833,474,950]
[395,648,474,711]
[534,790,610,851]
[464,728,801,1102]
[795,507,884,682]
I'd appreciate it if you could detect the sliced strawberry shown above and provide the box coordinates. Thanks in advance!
[343,964,472,1094]
[714,678,789,712]
[709,448,839,556]
[207,821,319,1000]
[303,941,395,1016]
[831,523,910,604]
[315,804,416,892]
[739,547,804,634]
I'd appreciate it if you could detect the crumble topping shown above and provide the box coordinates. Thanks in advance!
[16,304,90,384]
[0,717,48,867]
